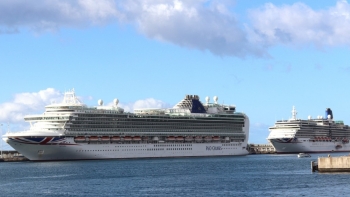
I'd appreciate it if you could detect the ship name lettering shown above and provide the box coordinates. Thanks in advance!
[206,146,222,151]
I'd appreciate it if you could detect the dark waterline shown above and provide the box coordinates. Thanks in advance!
[1,153,349,197]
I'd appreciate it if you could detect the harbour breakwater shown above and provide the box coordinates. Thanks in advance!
[312,155,350,172]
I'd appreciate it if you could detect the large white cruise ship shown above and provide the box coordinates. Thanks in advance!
[268,106,350,153]
[3,90,249,161]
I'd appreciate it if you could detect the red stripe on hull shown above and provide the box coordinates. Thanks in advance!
[40,137,53,145]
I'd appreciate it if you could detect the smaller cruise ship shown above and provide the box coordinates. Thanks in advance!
[268,107,350,153]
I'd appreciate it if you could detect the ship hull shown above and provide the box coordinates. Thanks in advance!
[6,137,248,161]
[269,138,350,153]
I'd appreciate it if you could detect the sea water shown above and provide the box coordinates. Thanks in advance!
[0,153,349,197]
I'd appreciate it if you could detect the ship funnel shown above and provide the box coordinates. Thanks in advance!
[325,108,333,120]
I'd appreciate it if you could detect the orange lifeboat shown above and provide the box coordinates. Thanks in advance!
[176,136,184,141]
[185,136,193,141]
[212,136,220,141]
[142,137,150,141]
[204,136,212,141]
[133,136,142,141]
[89,136,99,141]
[195,136,203,141]
[74,136,86,142]
[167,136,176,141]
[124,136,132,141]
[101,136,110,141]
[111,136,121,141]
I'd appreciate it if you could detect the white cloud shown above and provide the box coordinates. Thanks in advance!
[0,88,171,134]
[121,0,266,57]
[0,0,266,57]
[248,0,350,47]
[133,98,171,109]
[0,0,120,32]
[0,88,62,124]
[2,0,350,57]
[118,98,171,112]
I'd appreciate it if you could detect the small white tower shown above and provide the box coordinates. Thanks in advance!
[98,99,103,106]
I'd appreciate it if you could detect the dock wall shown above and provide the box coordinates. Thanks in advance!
[318,156,350,172]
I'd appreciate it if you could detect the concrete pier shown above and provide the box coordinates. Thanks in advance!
[313,155,350,172]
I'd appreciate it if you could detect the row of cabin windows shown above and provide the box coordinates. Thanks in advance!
[76,148,193,152]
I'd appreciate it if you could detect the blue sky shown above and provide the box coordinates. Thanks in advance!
[1,0,350,149]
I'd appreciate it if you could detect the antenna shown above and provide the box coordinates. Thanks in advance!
[291,106,297,120]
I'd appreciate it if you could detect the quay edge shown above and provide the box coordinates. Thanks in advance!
[312,155,350,172]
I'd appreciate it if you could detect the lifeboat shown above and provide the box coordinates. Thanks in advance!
[167,136,176,141]
[89,136,99,141]
[342,138,349,144]
[195,136,203,141]
[212,136,220,141]
[124,136,132,141]
[74,137,86,142]
[101,136,110,141]
[111,136,121,141]
[336,145,343,149]
[142,137,150,141]
[204,136,212,141]
[152,137,159,141]
[185,137,193,141]
[176,136,184,141]
[133,136,142,141]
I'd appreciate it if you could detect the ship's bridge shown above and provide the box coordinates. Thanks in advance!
[44,89,124,113]
[45,89,86,111]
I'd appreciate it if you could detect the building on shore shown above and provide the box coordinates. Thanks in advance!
[248,143,276,154]
[0,150,29,162]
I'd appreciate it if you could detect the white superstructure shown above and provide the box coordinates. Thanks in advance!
[268,107,350,153]
[3,90,249,161]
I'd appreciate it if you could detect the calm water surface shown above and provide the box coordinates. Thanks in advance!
[0,153,349,196]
